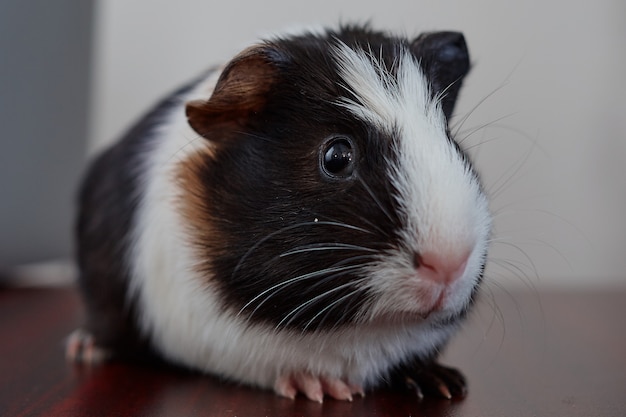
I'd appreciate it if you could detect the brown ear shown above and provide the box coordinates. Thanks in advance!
[186,46,281,137]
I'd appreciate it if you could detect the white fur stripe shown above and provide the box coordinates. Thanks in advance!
[332,42,491,321]
[333,42,444,136]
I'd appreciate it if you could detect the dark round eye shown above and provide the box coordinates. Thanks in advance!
[321,136,355,178]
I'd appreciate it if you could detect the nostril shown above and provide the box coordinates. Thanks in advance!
[418,256,439,273]
[412,252,439,273]
[412,252,422,269]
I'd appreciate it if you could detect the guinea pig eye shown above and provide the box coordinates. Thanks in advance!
[321,136,355,179]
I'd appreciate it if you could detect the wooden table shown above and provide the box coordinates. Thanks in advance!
[1,286,624,416]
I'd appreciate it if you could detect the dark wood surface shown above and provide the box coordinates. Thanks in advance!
[1,285,625,417]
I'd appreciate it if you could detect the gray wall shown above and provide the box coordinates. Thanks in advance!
[0,1,94,267]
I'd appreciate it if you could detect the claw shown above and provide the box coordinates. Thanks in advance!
[404,376,424,400]
[274,372,362,402]
[437,382,452,400]
[394,362,467,400]
[274,375,298,400]
[299,373,324,403]
[322,377,355,402]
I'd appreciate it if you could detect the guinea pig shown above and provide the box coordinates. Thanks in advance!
[66,24,492,403]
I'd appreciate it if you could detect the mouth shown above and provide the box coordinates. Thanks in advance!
[407,279,450,316]
[418,289,447,319]
[367,288,450,325]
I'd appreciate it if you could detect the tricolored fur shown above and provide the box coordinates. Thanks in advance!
[71,25,491,401]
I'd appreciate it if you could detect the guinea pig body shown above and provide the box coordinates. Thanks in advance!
[68,25,491,402]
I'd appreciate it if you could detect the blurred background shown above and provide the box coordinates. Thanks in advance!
[1,0,624,288]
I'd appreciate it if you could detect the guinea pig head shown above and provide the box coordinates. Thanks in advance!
[182,29,491,331]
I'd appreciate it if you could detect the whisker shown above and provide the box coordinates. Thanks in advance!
[487,141,536,200]
[433,74,465,112]
[474,284,505,353]
[302,255,377,290]
[462,136,502,152]
[467,123,549,157]
[477,281,508,366]
[319,212,387,237]
[488,240,539,284]
[489,258,536,291]
[302,286,369,332]
[456,113,516,146]
[490,234,574,276]
[275,277,369,330]
[244,253,376,321]
[163,134,204,166]
[451,83,509,139]
[234,130,279,144]
[237,264,364,319]
[318,284,373,331]
[356,175,395,223]
[528,208,593,249]
[231,220,373,280]
[279,243,378,258]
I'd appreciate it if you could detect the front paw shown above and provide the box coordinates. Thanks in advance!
[390,361,467,400]
[65,328,111,364]
[274,372,364,403]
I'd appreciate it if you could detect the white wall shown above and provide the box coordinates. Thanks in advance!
[89,0,626,288]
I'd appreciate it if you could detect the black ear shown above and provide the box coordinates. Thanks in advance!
[186,46,283,138]
[411,32,470,121]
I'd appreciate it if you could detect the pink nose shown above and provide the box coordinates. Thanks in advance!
[415,251,470,284]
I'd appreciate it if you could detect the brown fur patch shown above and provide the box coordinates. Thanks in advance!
[178,46,282,283]
[175,145,218,280]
